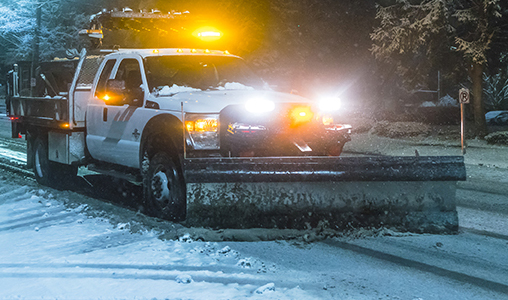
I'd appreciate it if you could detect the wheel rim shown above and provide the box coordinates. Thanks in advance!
[151,166,177,206]
[34,147,44,178]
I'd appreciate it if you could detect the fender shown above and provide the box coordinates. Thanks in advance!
[139,113,184,169]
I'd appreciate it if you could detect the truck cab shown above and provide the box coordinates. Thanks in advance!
[85,48,351,170]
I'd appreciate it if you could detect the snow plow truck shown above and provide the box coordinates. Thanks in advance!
[5,9,465,232]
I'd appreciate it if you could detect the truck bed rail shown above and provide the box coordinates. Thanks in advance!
[9,96,69,127]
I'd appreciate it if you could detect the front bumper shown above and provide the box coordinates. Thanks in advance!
[223,120,352,157]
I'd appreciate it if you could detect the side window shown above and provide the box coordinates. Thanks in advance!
[116,59,142,90]
[95,59,116,97]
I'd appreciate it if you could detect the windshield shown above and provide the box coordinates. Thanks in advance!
[144,55,264,95]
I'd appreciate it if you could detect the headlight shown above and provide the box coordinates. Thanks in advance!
[318,97,341,112]
[185,118,218,132]
[185,114,219,150]
[245,98,275,113]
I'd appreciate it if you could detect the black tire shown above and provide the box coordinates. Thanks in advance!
[143,152,186,221]
[33,135,77,188]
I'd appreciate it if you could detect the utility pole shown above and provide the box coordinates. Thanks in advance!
[31,0,42,97]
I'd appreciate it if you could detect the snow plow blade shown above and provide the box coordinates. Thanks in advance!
[184,156,466,233]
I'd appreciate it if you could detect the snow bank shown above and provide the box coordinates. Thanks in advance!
[369,121,431,138]
[438,95,458,107]
[485,131,508,145]
[486,110,508,125]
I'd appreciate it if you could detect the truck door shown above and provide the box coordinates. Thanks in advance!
[86,56,146,168]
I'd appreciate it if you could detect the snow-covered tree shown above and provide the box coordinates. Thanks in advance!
[0,0,88,65]
[0,1,35,63]
[371,0,506,136]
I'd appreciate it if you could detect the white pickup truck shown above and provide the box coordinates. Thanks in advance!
[6,48,352,222]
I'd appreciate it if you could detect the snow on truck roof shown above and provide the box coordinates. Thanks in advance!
[101,48,238,59]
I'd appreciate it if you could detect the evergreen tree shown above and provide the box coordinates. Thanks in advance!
[371,0,506,137]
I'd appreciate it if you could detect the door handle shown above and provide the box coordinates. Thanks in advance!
[103,107,108,122]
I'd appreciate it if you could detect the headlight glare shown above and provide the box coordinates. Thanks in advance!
[245,98,275,113]
[318,97,341,112]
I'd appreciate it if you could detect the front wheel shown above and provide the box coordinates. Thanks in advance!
[33,135,77,188]
[143,152,186,222]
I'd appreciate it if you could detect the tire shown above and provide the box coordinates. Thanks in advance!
[143,152,186,221]
[33,135,77,188]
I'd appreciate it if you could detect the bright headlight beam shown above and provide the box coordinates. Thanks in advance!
[318,97,341,112]
[245,98,275,113]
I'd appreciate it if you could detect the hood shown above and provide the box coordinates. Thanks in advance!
[149,89,311,113]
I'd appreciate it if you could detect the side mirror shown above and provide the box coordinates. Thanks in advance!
[103,79,126,105]
[128,86,145,107]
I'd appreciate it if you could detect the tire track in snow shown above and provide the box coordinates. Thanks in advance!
[461,227,508,241]
[0,207,65,226]
[0,263,244,274]
[0,268,278,288]
[0,136,27,154]
[0,212,76,232]
[0,186,30,205]
[324,239,508,295]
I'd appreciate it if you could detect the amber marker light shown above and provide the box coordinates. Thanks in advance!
[153,49,159,54]
[60,123,70,129]
[102,94,111,101]
[185,121,194,132]
[176,49,184,53]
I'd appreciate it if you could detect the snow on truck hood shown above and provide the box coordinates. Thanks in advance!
[150,86,311,113]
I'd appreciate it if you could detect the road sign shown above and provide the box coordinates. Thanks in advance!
[459,88,469,155]
[459,88,470,104]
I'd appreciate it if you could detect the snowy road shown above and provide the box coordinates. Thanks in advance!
[0,116,508,299]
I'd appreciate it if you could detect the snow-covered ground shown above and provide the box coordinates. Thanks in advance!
[0,181,317,299]
[0,114,508,299]
[1,176,508,300]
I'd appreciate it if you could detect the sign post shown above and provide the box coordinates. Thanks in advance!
[459,88,470,155]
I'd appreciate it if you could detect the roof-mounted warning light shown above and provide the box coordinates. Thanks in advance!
[193,27,222,42]
[78,29,103,39]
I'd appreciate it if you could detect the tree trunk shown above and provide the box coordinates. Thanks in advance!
[470,62,488,138]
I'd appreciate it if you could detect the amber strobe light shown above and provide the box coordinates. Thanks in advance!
[192,27,223,42]
[290,106,314,126]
